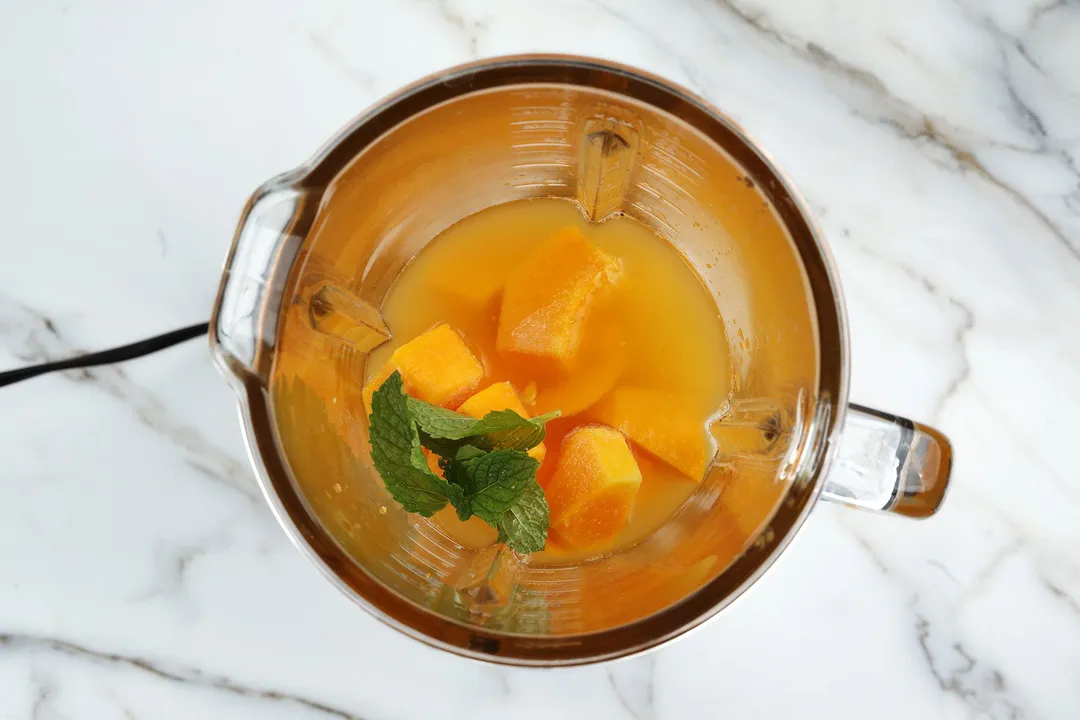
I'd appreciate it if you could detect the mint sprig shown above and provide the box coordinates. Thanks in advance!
[454,449,540,524]
[369,372,554,553]
[497,482,549,554]
[408,398,557,453]
[368,371,455,516]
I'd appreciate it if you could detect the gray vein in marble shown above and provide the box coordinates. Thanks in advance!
[103,689,139,720]
[1044,579,1080,618]
[1014,37,1045,77]
[848,234,1080,501]
[701,0,1080,262]
[956,0,1070,82]
[961,389,1080,503]
[308,30,376,92]
[849,529,895,577]
[0,300,260,502]
[30,672,61,720]
[432,0,486,58]
[914,616,1025,720]
[1005,81,1047,143]
[839,517,1027,719]
[1027,0,1072,25]
[813,42,1077,261]
[185,458,223,481]
[893,263,976,422]
[881,35,938,78]
[963,496,1080,621]
[138,535,226,601]
[165,543,208,590]
[1,633,366,720]
[962,490,1080,590]
[927,559,962,586]
[958,541,1022,605]
[844,236,975,421]
[607,655,657,720]
[965,3,1080,177]
[584,0,709,96]
[490,669,511,697]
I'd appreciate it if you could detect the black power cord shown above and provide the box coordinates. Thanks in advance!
[0,322,210,389]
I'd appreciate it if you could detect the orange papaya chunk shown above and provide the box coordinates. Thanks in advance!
[431,262,510,309]
[546,425,642,547]
[594,387,712,481]
[532,320,626,419]
[362,324,484,411]
[456,381,546,463]
[497,227,620,362]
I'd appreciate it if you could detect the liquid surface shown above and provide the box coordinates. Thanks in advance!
[367,198,730,562]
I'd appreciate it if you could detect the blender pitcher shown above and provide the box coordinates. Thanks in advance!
[210,55,952,665]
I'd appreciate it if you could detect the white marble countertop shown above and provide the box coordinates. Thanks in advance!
[2,1,1078,718]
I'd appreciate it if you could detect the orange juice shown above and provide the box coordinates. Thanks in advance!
[365,198,730,561]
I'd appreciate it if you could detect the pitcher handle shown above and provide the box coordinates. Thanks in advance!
[821,404,952,518]
[210,176,320,385]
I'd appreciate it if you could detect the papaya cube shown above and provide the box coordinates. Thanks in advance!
[456,381,545,463]
[546,425,642,547]
[430,261,510,310]
[497,227,620,362]
[532,322,626,419]
[362,324,484,411]
[594,388,712,481]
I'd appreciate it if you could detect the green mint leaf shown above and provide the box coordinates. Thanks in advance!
[454,502,473,522]
[408,398,558,452]
[407,400,481,439]
[443,445,485,521]
[419,431,463,463]
[440,475,466,510]
[438,444,483,478]
[482,410,560,452]
[455,445,487,462]
[456,450,539,525]
[526,410,561,425]
[368,375,553,552]
[497,481,549,553]
[368,371,451,516]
